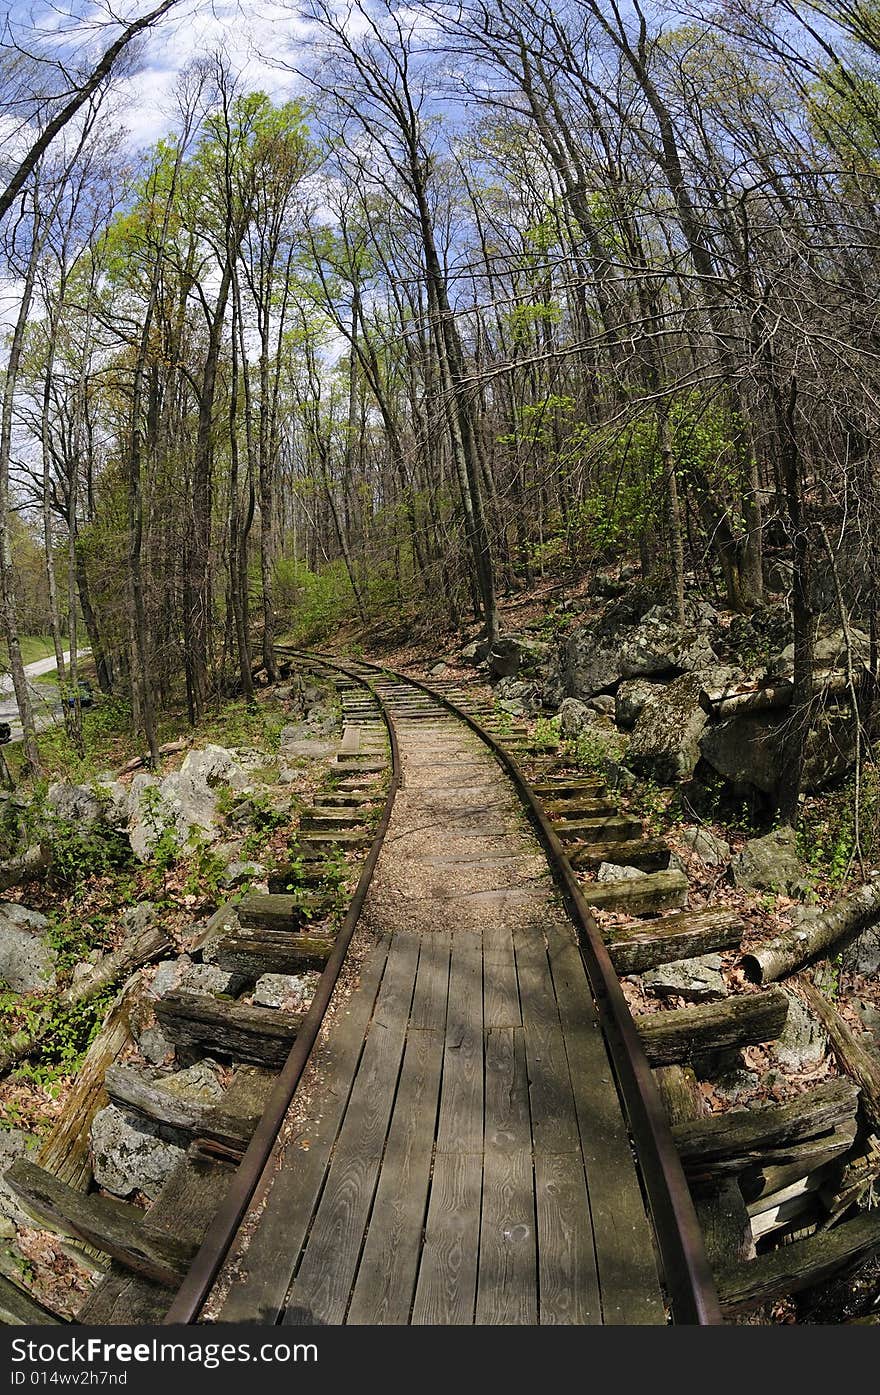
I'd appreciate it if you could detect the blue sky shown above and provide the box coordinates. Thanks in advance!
[6,1,310,151]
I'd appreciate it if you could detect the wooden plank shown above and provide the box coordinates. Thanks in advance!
[606,908,743,976]
[411,1151,482,1324]
[717,1212,880,1314]
[476,1028,536,1324]
[346,1027,445,1324]
[635,988,789,1067]
[77,1271,171,1325]
[569,837,669,872]
[408,932,451,1032]
[282,932,420,1326]
[5,1160,195,1288]
[38,988,135,1191]
[545,923,664,1324]
[535,1150,600,1325]
[435,935,483,1155]
[155,993,302,1068]
[555,815,643,844]
[482,923,521,1030]
[218,935,390,1323]
[654,1064,705,1127]
[672,1078,859,1178]
[696,1179,756,1269]
[580,869,689,915]
[515,934,579,1154]
[236,893,326,931]
[103,1065,258,1151]
[209,928,334,979]
[0,1273,65,1325]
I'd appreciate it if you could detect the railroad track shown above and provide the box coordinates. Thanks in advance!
[5,651,879,1327]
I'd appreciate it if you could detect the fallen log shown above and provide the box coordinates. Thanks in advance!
[671,1078,859,1179]
[700,668,862,716]
[37,986,139,1190]
[635,987,788,1067]
[0,922,170,1075]
[0,843,51,891]
[117,739,188,775]
[606,907,743,976]
[797,976,880,1131]
[743,878,880,984]
[5,1159,196,1287]
[716,1211,880,1314]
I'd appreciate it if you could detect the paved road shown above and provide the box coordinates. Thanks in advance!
[0,649,90,741]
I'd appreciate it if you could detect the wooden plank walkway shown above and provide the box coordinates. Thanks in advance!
[218,713,665,1326]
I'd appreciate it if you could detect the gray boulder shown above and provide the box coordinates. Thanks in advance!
[559,631,620,698]
[641,954,727,1002]
[90,1105,183,1199]
[771,626,870,678]
[254,971,320,1010]
[279,724,338,760]
[628,674,708,783]
[615,679,661,730]
[128,746,253,860]
[681,827,731,867]
[700,707,857,798]
[0,1129,38,1227]
[730,827,804,894]
[838,926,880,976]
[135,1023,172,1065]
[47,781,104,826]
[597,862,646,883]
[558,697,597,738]
[220,859,265,888]
[494,676,543,714]
[488,635,550,680]
[617,604,718,679]
[699,714,778,796]
[148,954,234,1000]
[0,903,55,992]
[587,694,616,716]
[160,1059,224,1103]
[775,988,828,1069]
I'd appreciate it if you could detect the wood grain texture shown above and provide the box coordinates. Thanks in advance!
[535,1151,600,1325]
[482,923,521,1030]
[411,1152,482,1324]
[282,932,419,1325]
[476,1028,536,1324]
[544,924,664,1325]
[435,935,483,1155]
[347,1026,444,1324]
[515,933,580,1154]
[218,936,390,1323]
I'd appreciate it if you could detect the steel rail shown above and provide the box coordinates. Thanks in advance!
[164,658,400,1324]
[301,650,722,1327]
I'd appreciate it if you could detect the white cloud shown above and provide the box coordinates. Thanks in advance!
[113,0,315,150]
